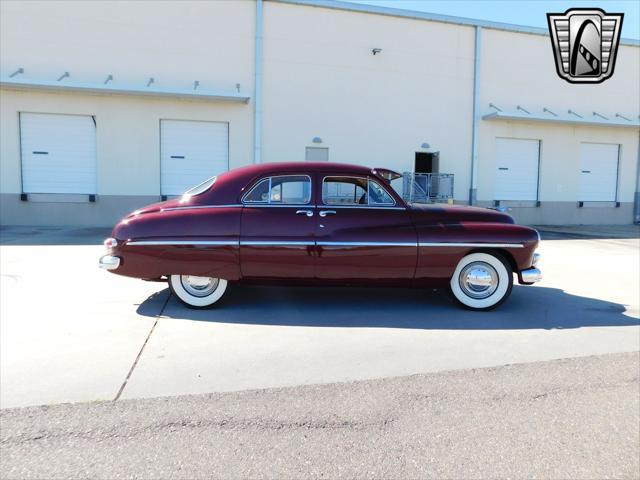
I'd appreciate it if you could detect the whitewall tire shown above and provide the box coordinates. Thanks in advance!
[449,252,513,311]
[169,275,228,308]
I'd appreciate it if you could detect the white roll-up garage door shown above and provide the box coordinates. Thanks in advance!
[579,143,619,201]
[160,120,229,196]
[20,113,97,194]
[494,138,540,201]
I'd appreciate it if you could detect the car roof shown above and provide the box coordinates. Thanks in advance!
[225,161,375,178]
[201,162,393,205]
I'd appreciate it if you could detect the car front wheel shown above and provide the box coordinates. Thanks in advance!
[169,275,228,308]
[449,252,513,311]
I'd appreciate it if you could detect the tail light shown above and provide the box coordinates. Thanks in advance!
[104,238,118,250]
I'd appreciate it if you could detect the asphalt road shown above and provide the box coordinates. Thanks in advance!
[1,352,638,479]
[1,226,639,408]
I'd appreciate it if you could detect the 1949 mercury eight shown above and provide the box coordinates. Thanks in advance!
[100,162,541,310]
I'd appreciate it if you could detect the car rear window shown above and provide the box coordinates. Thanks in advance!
[181,176,217,200]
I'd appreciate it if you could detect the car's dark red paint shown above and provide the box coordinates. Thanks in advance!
[105,162,540,291]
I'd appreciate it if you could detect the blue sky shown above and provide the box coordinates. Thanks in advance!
[346,1,640,39]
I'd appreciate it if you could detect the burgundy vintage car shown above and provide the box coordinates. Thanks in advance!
[99,162,541,310]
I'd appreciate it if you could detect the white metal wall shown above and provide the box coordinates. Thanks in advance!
[20,112,97,194]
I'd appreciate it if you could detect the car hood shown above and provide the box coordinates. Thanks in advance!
[409,203,515,224]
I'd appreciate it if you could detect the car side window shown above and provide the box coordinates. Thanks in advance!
[243,175,311,205]
[368,180,395,205]
[322,177,395,206]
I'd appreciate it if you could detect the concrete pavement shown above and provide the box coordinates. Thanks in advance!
[2,352,638,479]
[0,225,639,408]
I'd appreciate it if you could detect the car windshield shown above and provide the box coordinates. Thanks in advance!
[181,176,217,201]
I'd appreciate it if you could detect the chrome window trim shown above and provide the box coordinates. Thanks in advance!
[321,175,398,208]
[127,240,238,246]
[241,177,271,204]
[241,174,312,206]
[418,242,524,248]
[243,203,317,208]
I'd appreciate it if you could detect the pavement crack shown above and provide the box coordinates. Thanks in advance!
[0,416,396,446]
[113,291,171,402]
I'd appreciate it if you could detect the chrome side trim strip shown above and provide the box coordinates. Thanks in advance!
[240,241,315,246]
[126,240,523,248]
[317,241,417,247]
[419,242,524,248]
[161,204,242,212]
[127,240,238,246]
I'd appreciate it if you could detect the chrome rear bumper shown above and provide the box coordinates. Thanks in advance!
[99,255,120,270]
[520,267,542,284]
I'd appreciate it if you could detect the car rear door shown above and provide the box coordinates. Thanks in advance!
[314,174,417,281]
[239,174,317,279]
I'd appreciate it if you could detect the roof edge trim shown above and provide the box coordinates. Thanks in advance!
[270,0,640,46]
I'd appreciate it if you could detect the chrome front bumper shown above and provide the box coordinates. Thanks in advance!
[99,255,120,270]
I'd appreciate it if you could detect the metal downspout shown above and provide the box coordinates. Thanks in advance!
[469,26,482,205]
[254,0,263,164]
[634,130,640,223]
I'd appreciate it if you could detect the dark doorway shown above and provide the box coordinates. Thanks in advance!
[415,152,439,173]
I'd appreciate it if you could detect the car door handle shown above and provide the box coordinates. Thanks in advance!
[319,210,336,217]
[296,210,314,217]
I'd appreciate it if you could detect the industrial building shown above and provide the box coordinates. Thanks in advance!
[1,0,638,226]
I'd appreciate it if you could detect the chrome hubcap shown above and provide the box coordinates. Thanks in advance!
[180,275,219,297]
[459,262,499,299]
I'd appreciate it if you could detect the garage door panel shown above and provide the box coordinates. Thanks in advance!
[20,113,97,194]
[579,143,618,202]
[160,120,229,196]
[494,138,540,201]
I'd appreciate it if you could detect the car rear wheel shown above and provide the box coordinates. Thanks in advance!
[169,275,228,308]
[449,252,513,311]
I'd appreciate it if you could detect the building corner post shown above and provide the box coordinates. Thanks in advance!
[469,25,482,205]
[254,0,263,164]
[634,130,640,223]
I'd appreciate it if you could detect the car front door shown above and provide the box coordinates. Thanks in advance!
[240,174,317,279]
[314,175,417,280]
